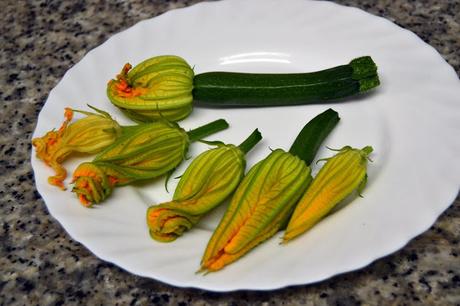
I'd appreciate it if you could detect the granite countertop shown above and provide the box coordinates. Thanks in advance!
[1,0,459,305]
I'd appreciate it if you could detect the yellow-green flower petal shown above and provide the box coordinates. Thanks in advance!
[283,146,373,243]
[107,55,194,122]
[200,149,312,272]
[147,144,245,242]
[32,106,122,189]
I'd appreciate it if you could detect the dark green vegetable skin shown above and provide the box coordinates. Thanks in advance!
[289,108,340,165]
[193,56,379,107]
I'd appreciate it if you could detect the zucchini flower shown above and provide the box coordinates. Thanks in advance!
[72,118,229,207]
[282,146,373,243]
[32,106,123,189]
[147,129,262,242]
[199,109,340,273]
[107,55,194,122]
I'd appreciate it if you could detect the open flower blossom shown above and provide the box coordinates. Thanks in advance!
[147,129,262,242]
[32,106,123,189]
[71,119,229,207]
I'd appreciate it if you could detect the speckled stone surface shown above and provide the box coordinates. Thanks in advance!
[1,0,459,305]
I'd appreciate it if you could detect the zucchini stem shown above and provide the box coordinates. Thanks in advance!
[238,129,263,154]
[289,108,340,165]
[349,56,380,93]
[187,119,229,142]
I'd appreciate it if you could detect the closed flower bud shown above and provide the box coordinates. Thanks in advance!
[147,129,262,242]
[200,149,312,272]
[72,119,229,207]
[283,146,373,243]
[107,55,194,122]
[71,162,113,207]
[32,106,122,189]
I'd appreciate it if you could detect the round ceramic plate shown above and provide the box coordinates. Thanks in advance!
[32,0,460,291]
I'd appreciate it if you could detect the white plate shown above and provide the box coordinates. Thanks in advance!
[31,0,460,291]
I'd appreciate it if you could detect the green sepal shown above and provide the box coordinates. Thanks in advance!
[198,139,226,147]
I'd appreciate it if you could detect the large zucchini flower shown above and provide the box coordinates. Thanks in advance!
[107,55,194,122]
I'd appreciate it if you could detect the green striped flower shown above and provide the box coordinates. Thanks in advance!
[200,149,312,272]
[107,55,194,122]
[283,146,373,243]
[32,106,123,190]
[72,119,228,207]
[147,129,262,242]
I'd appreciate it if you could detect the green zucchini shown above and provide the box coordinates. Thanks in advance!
[193,56,379,107]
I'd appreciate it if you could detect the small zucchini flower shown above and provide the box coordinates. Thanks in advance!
[72,119,229,207]
[199,109,340,273]
[147,129,262,242]
[107,55,194,122]
[282,146,373,243]
[32,106,123,189]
